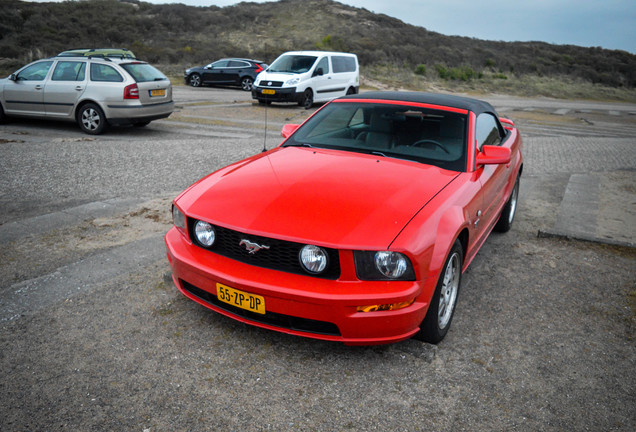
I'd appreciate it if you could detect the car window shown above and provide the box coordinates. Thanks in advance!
[16,61,54,81]
[332,56,356,73]
[90,64,123,82]
[210,60,230,68]
[315,57,329,75]
[286,102,468,172]
[120,63,167,83]
[475,113,502,149]
[228,60,250,68]
[52,61,86,81]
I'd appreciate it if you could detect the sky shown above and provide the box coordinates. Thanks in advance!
[25,0,636,53]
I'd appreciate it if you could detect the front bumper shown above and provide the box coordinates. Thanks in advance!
[251,86,301,104]
[165,227,434,345]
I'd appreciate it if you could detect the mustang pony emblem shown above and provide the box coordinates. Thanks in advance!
[239,239,270,254]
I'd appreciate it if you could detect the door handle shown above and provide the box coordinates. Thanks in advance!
[35,85,43,90]
[75,86,83,91]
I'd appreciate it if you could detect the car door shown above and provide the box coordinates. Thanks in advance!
[3,60,54,116]
[202,60,230,84]
[227,60,251,85]
[474,113,511,230]
[43,60,87,118]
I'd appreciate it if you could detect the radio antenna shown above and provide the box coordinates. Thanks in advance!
[262,103,268,152]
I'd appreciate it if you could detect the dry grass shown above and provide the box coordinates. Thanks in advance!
[361,64,636,103]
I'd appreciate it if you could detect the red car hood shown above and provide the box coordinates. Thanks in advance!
[178,147,458,249]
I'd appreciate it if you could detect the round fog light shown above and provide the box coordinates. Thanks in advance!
[299,245,328,274]
[194,220,216,247]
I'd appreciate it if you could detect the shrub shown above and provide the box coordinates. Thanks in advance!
[414,64,426,75]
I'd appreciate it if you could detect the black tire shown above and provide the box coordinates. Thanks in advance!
[188,73,202,87]
[0,103,7,124]
[494,175,520,233]
[414,239,463,344]
[299,89,313,109]
[346,87,356,95]
[77,103,107,135]
[240,76,254,91]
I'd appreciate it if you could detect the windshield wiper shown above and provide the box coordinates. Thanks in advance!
[371,151,388,157]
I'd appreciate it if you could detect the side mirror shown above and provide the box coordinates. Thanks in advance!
[476,145,511,166]
[313,68,324,77]
[281,124,300,139]
[9,73,17,81]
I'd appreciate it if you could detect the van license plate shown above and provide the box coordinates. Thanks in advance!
[150,89,166,97]
[262,89,275,95]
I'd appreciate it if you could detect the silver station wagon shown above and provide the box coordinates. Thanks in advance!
[0,55,173,134]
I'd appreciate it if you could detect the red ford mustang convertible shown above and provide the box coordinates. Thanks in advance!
[165,91,523,345]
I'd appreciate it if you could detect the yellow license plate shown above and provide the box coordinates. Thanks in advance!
[150,89,166,97]
[262,89,275,95]
[216,283,265,315]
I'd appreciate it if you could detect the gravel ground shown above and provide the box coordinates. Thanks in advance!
[0,87,634,431]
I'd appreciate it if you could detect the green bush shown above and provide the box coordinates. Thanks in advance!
[414,64,426,75]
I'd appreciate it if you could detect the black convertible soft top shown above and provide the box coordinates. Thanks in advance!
[339,91,498,117]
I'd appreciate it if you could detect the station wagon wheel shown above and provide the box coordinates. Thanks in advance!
[299,89,313,109]
[494,175,520,232]
[188,73,201,87]
[77,103,107,135]
[414,239,463,344]
[0,104,6,124]
[240,76,254,91]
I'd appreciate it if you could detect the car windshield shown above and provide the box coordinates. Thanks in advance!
[268,55,317,74]
[283,101,468,172]
[121,63,167,82]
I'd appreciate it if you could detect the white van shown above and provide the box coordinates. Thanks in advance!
[251,51,359,108]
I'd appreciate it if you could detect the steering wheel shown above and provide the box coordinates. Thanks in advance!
[412,139,449,154]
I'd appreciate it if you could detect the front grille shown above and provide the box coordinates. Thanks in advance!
[181,280,341,336]
[188,220,341,279]
[260,80,283,87]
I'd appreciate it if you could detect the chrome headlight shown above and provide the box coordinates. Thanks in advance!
[285,77,300,86]
[194,220,216,247]
[354,251,415,281]
[374,251,408,278]
[299,244,328,274]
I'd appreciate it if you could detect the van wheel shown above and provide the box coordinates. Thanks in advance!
[346,87,356,95]
[299,89,313,109]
